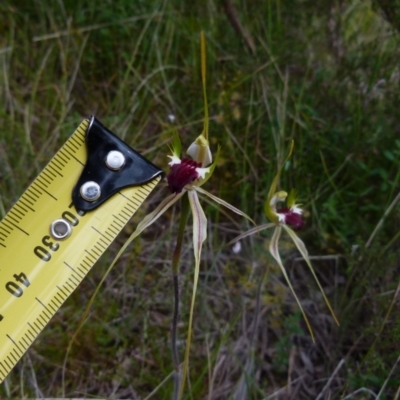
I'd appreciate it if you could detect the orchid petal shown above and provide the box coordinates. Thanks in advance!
[195,185,255,225]
[269,225,315,341]
[180,190,208,396]
[90,193,184,298]
[266,191,287,223]
[169,129,182,159]
[89,191,184,299]
[195,145,220,187]
[226,223,276,247]
[65,191,184,376]
[265,191,286,224]
[282,224,340,326]
[265,206,280,224]
[287,188,298,208]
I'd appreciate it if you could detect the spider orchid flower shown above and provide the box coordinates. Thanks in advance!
[94,32,254,397]
[166,129,212,194]
[229,141,339,341]
[141,130,253,396]
[267,189,304,230]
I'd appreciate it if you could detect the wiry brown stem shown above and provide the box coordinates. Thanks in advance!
[171,193,190,399]
[222,0,256,54]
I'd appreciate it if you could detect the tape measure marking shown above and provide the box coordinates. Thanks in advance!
[0,119,162,382]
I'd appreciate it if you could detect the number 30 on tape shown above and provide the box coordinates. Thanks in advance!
[0,116,164,383]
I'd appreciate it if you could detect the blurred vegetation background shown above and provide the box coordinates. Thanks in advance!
[1,0,400,398]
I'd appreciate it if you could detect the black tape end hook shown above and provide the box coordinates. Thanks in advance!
[72,116,164,211]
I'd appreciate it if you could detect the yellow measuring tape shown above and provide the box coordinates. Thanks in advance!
[0,117,163,383]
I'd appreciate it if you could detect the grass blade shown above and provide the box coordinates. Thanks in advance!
[200,31,209,141]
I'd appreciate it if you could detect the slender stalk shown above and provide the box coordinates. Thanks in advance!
[171,193,190,399]
[366,190,400,249]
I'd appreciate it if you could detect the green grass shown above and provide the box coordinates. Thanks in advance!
[1,0,400,398]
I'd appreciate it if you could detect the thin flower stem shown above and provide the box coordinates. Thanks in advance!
[366,190,400,249]
[234,266,268,399]
[250,266,268,347]
[172,193,190,274]
[172,273,181,400]
[200,31,209,141]
[171,193,190,399]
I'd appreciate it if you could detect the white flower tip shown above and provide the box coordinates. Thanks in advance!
[195,167,210,179]
[291,205,302,214]
[232,241,242,254]
[168,155,181,166]
[277,213,286,222]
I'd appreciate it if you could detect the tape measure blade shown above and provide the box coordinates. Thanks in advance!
[0,119,161,383]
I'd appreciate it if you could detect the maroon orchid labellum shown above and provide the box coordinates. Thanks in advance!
[167,158,204,193]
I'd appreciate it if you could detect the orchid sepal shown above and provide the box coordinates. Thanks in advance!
[282,224,340,326]
[269,225,315,342]
[287,188,298,208]
[263,142,305,229]
[186,133,212,167]
[225,223,276,247]
[195,185,256,225]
